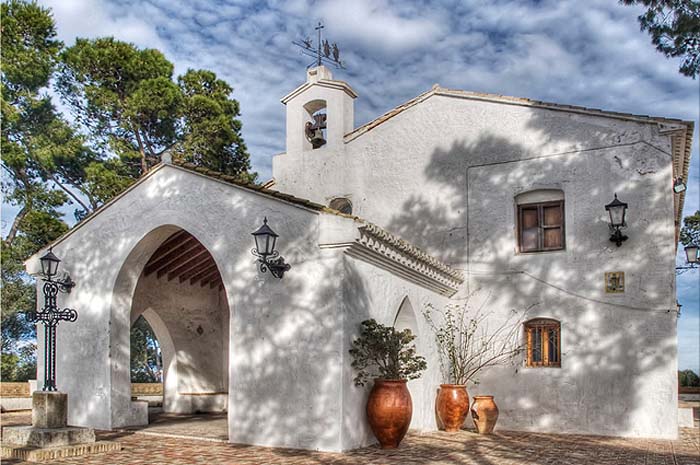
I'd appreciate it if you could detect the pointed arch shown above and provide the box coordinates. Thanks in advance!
[393,296,419,339]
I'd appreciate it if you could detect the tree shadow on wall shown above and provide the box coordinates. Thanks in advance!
[384,106,679,441]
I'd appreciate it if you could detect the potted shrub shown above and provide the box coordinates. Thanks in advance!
[349,319,427,448]
[424,298,523,433]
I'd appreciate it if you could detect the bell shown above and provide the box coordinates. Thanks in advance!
[308,128,326,148]
[305,121,327,149]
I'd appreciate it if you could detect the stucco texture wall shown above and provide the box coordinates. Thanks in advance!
[274,88,680,439]
[28,164,349,450]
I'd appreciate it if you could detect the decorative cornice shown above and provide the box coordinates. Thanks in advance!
[344,222,464,296]
[281,78,358,104]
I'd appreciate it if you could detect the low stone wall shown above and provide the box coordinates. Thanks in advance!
[0,382,30,398]
[131,383,163,396]
[0,381,35,412]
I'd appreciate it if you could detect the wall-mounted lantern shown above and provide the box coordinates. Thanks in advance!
[251,218,291,279]
[673,177,686,194]
[676,243,698,274]
[684,244,698,266]
[605,193,628,247]
[28,249,78,391]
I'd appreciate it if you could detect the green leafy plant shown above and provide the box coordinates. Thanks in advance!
[424,295,525,386]
[349,319,427,387]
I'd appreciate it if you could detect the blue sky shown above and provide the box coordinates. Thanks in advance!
[5,0,699,369]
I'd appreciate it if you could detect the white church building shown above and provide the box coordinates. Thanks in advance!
[27,66,693,452]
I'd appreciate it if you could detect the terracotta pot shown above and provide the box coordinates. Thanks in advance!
[436,384,469,432]
[366,379,412,448]
[471,395,499,434]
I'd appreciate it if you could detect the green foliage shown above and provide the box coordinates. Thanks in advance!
[349,319,426,386]
[130,316,162,383]
[0,0,61,96]
[423,296,524,386]
[1,345,36,382]
[679,369,700,387]
[57,38,255,181]
[1,1,256,372]
[680,210,700,246]
[622,1,700,78]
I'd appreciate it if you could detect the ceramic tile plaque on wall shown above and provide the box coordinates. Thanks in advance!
[605,271,624,293]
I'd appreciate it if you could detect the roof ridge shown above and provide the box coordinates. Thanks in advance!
[344,85,693,142]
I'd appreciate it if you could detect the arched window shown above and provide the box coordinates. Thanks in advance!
[524,318,561,367]
[515,190,565,253]
[329,197,353,215]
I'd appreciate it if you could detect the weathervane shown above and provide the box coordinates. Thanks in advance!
[293,21,344,69]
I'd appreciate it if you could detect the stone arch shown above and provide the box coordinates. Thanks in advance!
[109,224,231,428]
[392,295,427,431]
[133,309,178,412]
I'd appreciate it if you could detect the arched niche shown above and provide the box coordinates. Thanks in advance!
[392,296,426,431]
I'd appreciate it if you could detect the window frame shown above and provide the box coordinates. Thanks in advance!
[516,200,565,253]
[525,319,561,368]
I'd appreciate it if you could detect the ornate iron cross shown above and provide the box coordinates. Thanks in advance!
[27,276,77,392]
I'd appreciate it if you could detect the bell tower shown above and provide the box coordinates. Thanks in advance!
[281,65,357,155]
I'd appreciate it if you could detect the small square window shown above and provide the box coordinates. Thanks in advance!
[605,272,625,293]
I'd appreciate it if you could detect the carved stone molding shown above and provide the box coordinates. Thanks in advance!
[345,222,464,296]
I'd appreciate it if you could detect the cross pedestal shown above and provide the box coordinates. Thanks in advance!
[1,392,121,462]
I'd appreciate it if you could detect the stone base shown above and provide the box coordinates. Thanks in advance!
[32,391,67,428]
[1,441,121,463]
[2,425,95,447]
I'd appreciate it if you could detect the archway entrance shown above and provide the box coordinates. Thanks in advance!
[127,229,229,437]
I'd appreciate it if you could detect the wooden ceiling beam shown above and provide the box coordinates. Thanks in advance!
[144,237,198,276]
[165,249,210,281]
[159,245,207,279]
[179,258,216,283]
[189,264,218,286]
[147,230,189,263]
[198,268,221,287]
[210,277,223,289]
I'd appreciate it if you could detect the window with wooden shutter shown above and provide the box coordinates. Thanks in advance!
[525,319,561,368]
[517,200,564,253]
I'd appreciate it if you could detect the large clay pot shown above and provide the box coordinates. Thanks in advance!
[436,384,469,432]
[366,379,412,448]
[471,395,499,434]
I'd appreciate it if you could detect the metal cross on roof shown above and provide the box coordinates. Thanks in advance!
[293,21,344,69]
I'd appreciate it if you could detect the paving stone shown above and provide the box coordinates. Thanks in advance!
[1,411,698,464]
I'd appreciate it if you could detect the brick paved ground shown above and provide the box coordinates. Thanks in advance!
[2,411,698,464]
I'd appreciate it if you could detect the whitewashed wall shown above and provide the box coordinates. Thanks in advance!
[273,74,680,439]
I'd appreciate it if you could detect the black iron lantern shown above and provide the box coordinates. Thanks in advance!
[251,217,291,279]
[684,244,699,264]
[28,249,78,391]
[673,177,687,194]
[40,249,61,279]
[252,218,278,258]
[605,193,628,246]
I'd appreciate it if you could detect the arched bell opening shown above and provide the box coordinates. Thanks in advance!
[127,228,230,428]
[303,99,327,149]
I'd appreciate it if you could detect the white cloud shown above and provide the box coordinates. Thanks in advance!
[42,0,167,51]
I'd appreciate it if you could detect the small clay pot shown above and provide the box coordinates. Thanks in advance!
[471,395,499,434]
[366,379,412,448]
[436,384,469,432]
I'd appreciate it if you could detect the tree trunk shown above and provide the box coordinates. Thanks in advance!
[5,206,27,245]
[49,175,91,214]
